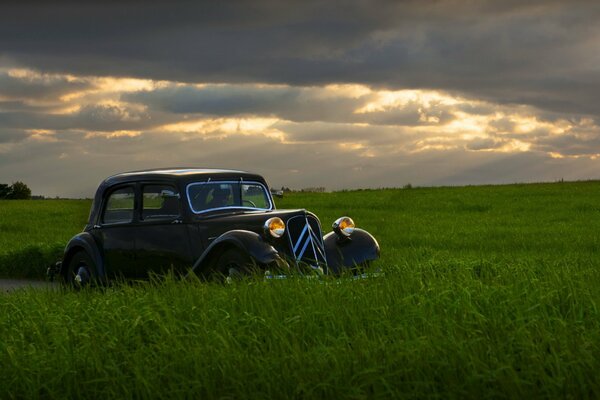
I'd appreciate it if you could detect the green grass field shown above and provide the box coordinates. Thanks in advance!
[1,182,600,398]
[0,199,91,279]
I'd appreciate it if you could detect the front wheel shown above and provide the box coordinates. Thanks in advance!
[348,261,372,276]
[66,251,97,288]
[214,247,257,281]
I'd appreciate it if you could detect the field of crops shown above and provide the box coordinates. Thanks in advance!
[1,182,600,397]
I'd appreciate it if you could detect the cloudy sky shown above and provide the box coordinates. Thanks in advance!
[1,1,600,197]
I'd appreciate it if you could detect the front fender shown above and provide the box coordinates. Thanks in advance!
[323,228,380,274]
[191,230,279,277]
[62,232,104,278]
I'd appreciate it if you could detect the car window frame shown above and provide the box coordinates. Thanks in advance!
[185,180,273,215]
[99,184,137,226]
[140,182,182,223]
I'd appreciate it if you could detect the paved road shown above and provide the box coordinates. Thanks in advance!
[0,279,59,293]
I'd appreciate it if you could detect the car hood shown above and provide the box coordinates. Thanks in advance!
[190,208,326,238]
[191,208,311,224]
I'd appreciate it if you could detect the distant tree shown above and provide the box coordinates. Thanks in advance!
[300,186,326,193]
[7,181,32,199]
[0,183,10,199]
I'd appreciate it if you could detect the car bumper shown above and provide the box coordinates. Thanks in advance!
[263,270,384,281]
[47,261,62,281]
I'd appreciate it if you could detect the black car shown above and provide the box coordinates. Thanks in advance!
[52,168,380,285]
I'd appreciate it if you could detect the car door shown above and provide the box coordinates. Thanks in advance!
[135,183,193,277]
[96,184,137,278]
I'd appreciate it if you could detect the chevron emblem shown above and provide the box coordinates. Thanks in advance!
[289,216,327,267]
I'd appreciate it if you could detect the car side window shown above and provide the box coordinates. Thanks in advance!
[102,186,135,224]
[241,184,270,209]
[142,184,180,221]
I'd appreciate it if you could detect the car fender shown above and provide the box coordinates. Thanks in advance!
[323,228,380,274]
[62,232,105,279]
[191,230,279,277]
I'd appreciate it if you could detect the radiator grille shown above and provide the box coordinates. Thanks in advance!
[286,215,327,270]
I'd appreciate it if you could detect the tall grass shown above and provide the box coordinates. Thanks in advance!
[1,181,600,397]
[0,200,90,278]
[1,263,599,398]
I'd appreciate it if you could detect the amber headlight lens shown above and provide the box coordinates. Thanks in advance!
[333,216,355,237]
[264,217,285,238]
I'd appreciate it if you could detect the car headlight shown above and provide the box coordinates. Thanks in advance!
[264,217,285,238]
[333,216,355,237]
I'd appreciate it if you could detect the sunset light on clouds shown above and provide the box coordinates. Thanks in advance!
[2,1,600,196]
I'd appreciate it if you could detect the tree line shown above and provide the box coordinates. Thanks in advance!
[0,181,32,200]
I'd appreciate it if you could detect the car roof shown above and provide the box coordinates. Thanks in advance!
[87,168,271,225]
[103,168,266,185]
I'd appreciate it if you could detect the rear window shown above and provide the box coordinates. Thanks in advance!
[102,186,135,224]
[187,182,271,213]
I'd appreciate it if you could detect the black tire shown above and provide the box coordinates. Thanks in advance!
[350,261,371,276]
[214,247,256,281]
[66,251,97,288]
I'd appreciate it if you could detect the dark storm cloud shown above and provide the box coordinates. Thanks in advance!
[0,128,27,143]
[0,104,169,132]
[0,71,90,101]
[3,0,600,196]
[2,1,599,119]
[125,84,453,127]
[465,137,503,151]
[534,134,600,156]
[0,100,52,112]
[124,85,370,123]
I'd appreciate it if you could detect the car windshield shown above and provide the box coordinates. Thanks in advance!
[186,181,272,214]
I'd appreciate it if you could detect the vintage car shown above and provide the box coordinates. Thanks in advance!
[51,168,380,285]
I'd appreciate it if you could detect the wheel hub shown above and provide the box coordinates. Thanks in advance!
[74,266,90,285]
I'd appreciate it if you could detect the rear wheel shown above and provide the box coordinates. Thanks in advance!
[66,251,97,288]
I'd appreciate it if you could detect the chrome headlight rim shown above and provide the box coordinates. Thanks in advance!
[332,216,355,237]
[264,217,286,238]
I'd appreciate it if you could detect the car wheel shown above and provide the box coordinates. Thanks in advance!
[350,261,371,276]
[215,247,256,281]
[66,251,97,288]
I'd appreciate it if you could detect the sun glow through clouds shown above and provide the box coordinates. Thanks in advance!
[161,117,285,140]
[3,63,600,197]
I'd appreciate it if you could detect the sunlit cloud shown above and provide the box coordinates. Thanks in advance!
[3,66,599,163]
[6,68,82,84]
[84,130,142,139]
[355,89,461,114]
[25,129,55,136]
[2,63,600,196]
[162,117,284,141]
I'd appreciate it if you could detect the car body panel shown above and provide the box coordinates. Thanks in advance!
[62,232,104,279]
[323,228,380,274]
[134,221,193,277]
[190,230,280,278]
